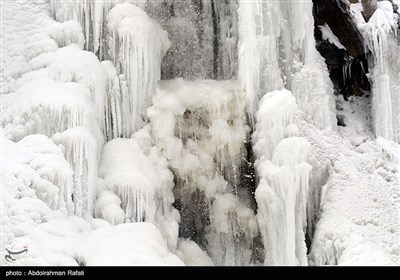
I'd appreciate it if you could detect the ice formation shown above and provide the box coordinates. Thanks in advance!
[253,90,312,266]
[1,0,108,217]
[1,135,74,215]
[350,1,400,143]
[238,0,337,130]
[49,1,171,136]
[2,0,399,267]
[176,239,214,266]
[148,79,259,265]
[98,129,180,249]
[107,3,170,135]
[49,0,146,58]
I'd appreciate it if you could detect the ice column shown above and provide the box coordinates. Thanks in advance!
[238,0,336,130]
[49,0,146,58]
[253,90,312,266]
[353,1,400,142]
[107,3,170,135]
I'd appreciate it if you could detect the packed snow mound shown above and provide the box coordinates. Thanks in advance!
[3,216,183,266]
[253,90,312,266]
[176,239,214,266]
[83,223,183,266]
[1,135,73,218]
[1,134,70,265]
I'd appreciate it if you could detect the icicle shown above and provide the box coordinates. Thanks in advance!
[102,60,122,140]
[238,0,336,130]
[148,79,256,265]
[106,3,170,135]
[352,2,400,143]
[253,90,312,266]
[98,135,179,250]
[49,0,147,58]
[52,127,100,217]
[238,0,283,120]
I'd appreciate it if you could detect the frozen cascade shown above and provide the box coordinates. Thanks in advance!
[52,127,99,217]
[107,3,170,135]
[350,1,400,143]
[148,79,260,265]
[49,1,168,138]
[102,61,123,140]
[2,45,105,217]
[98,129,180,249]
[49,0,146,58]
[50,1,239,80]
[253,90,312,266]
[147,0,239,80]
[238,0,337,130]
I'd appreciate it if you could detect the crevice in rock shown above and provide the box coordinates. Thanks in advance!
[239,134,257,213]
[306,163,331,254]
[210,0,219,79]
[312,0,371,101]
[172,178,210,249]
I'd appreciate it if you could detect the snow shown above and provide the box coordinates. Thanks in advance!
[83,223,183,266]
[1,132,181,266]
[295,103,400,266]
[319,24,347,50]
[176,239,214,266]
[0,0,59,95]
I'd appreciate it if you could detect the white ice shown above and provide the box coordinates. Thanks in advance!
[253,90,312,266]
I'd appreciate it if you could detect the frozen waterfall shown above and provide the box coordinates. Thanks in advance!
[2,0,399,267]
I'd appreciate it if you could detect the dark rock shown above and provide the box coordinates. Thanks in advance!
[313,0,371,99]
[337,115,346,127]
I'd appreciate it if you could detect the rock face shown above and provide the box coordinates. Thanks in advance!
[312,0,371,99]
